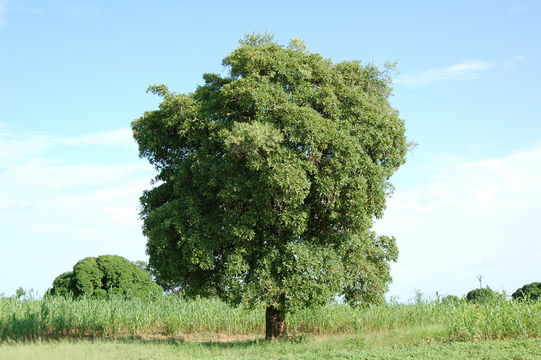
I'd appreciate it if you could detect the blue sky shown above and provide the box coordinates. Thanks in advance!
[1,0,540,301]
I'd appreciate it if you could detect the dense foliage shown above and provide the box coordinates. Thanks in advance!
[132,34,407,336]
[512,282,541,301]
[46,255,162,299]
[466,288,500,303]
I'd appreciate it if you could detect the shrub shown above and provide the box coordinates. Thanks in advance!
[441,295,461,305]
[47,255,162,299]
[512,282,541,301]
[466,288,503,303]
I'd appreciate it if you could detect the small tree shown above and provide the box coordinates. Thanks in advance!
[512,282,541,301]
[466,287,504,303]
[47,255,162,299]
[441,295,460,305]
[15,287,26,300]
[133,34,407,339]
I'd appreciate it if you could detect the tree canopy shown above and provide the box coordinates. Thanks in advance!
[47,255,162,299]
[465,287,504,304]
[132,34,407,338]
[512,282,541,301]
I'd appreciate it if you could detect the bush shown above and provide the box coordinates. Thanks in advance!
[466,288,504,303]
[441,295,461,305]
[47,255,162,299]
[512,282,541,301]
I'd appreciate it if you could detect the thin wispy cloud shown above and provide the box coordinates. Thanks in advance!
[0,131,52,168]
[396,58,523,86]
[0,127,137,170]
[60,128,135,146]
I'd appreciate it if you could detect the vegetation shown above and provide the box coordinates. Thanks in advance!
[132,33,407,339]
[46,255,162,299]
[465,287,503,303]
[2,295,541,343]
[441,295,460,304]
[3,294,541,359]
[512,282,541,301]
[15,287,26,300]
[2,337,541,360]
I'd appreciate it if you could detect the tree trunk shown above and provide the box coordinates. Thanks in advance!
[265,305,286,340]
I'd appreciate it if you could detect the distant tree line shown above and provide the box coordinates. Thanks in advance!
[441,282,541,304]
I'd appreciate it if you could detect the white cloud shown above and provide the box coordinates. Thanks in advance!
[376,142,541,300]
[0,127,155,296]
[59,128,135,146]
[0,127,136,168]
[395,58,522,86]
[0,131,52,167]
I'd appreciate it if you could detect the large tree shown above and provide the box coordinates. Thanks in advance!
[132,34,407,339]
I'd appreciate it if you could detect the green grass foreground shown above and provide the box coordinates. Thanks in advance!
[2,296,541,359]
[1,336,541,360]
[2,296,541,343]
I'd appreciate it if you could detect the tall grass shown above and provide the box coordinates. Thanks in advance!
[1,295,540,342]
[448,299,541,340]
[0,296,263,341]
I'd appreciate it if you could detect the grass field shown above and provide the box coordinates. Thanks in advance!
[2,335,541,359]
[1,296,541,359]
